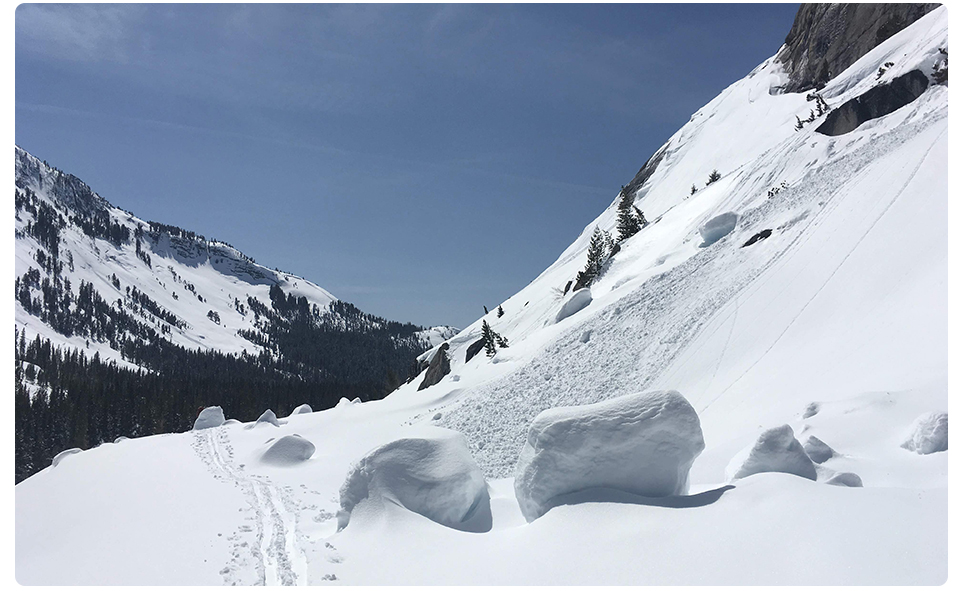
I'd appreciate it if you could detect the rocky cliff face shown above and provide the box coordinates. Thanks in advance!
[776,3,940,93]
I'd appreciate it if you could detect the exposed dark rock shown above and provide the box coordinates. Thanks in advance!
[777,4,939,94]
[418,343,451,391]
[622,143,669,197]
[562,280,572,295]
[465,338,486,363]
[742,229,773,248]
[815,70,929,136]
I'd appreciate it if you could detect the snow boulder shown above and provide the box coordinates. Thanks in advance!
[51,448,82,467]
[289,404,313,416]
[699,212,739,246]
[260,434,316,466]
[336,397,353,409]
[900,412,947,454]
[113,436,129,443]
[247,409,280,428]
[193,406,226,430]
[514,390,705,522]
[725,424,817,482]
[802,435,836,464]
[337,428,491,533]
[824,472,863,487]
[555,288,592,323]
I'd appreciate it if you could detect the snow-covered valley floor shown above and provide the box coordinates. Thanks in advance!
[14,7,948,586]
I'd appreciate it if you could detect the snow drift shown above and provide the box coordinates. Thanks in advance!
[337,428,492,533]
[725,425,817,482]
[514,390,704,522]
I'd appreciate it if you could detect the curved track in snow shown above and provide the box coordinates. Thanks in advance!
[192,427,309,586]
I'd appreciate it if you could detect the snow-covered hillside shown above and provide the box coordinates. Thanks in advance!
[16,7,948,585]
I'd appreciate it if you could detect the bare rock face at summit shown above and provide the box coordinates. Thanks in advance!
[776,3,940,93]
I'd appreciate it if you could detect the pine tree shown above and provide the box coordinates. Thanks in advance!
[497,305,504,318]
[574,226,609,290]
[707,170,721,185]
[617,190,642,241]
[482,320,498,357]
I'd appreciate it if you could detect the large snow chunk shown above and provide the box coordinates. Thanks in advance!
[725,424,817,482]
[699,212,739,246]
[193,406,225,430]
[514,390,705,522]
[289,404,313,416]
[802,435,836,464]
[260,434,316,466]
[901,412,947,454]
[337,428,491,533]
[824,472,863,487]
[555,288,592,323]
[254,409,280,427]
[51,448,82,467]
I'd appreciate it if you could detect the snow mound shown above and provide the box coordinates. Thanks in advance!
[192,406,225,430]
[337,428,491,533]
[260,434,316,466]
[247,409,280,428]
[336,397,353,409]
[51,448,82,467]
[900,412,947,454]
[289,404,313,416]
[726,425,817,482]
[555,288,592,323]
[699,212,739,246]
[514,390,705,522]
[113,436,128,443]
[802,435,836,464]
[824,472,864,487]
[351,397,361,404]
[223,419,240,425]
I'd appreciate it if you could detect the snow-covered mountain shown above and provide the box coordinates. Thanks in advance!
[16,5,947,585]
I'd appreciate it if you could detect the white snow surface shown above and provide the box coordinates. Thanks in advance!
[337,427,491,533]
[900,411,948,454]
[15,9,948,585]
[193,406,226,430]
[725,424,817,482]
[514,390,704,521]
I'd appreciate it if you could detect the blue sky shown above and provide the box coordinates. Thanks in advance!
[16,3,799,329]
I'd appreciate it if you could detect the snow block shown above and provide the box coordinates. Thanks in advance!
[514,390,705,522]
[699,212,739,246]
[51,448,82,468]
[114,436,129,443]
[555,288,592,323]
[351,397,361,404]
[336,397,353,409]
[824,472,863,487]
[901,412,948,454]
[260,434,316,466]
[725,424,817,482]
[802,435,836,464]
[289,404,313,416]
[193,406,226,430]
[254,409,280,427]
[337,428,491,533]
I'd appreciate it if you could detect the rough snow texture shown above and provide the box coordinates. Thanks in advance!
[337,428,491,533]
[555,288,592,323]
[193,406,226,431]
[725,425,817,482]
[514,390,705,522]
[51,448,82,468]
[698,212,739,246]
[802,435,836,464]
[900,412,947,454]
[824,472,863,487]
[289,404,313,416]
[260,434,316,466]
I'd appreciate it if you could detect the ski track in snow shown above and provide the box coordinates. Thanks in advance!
[191,427,311,586]
[438,102,946,479]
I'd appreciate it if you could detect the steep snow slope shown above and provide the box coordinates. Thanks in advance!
[15,8,948,585]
